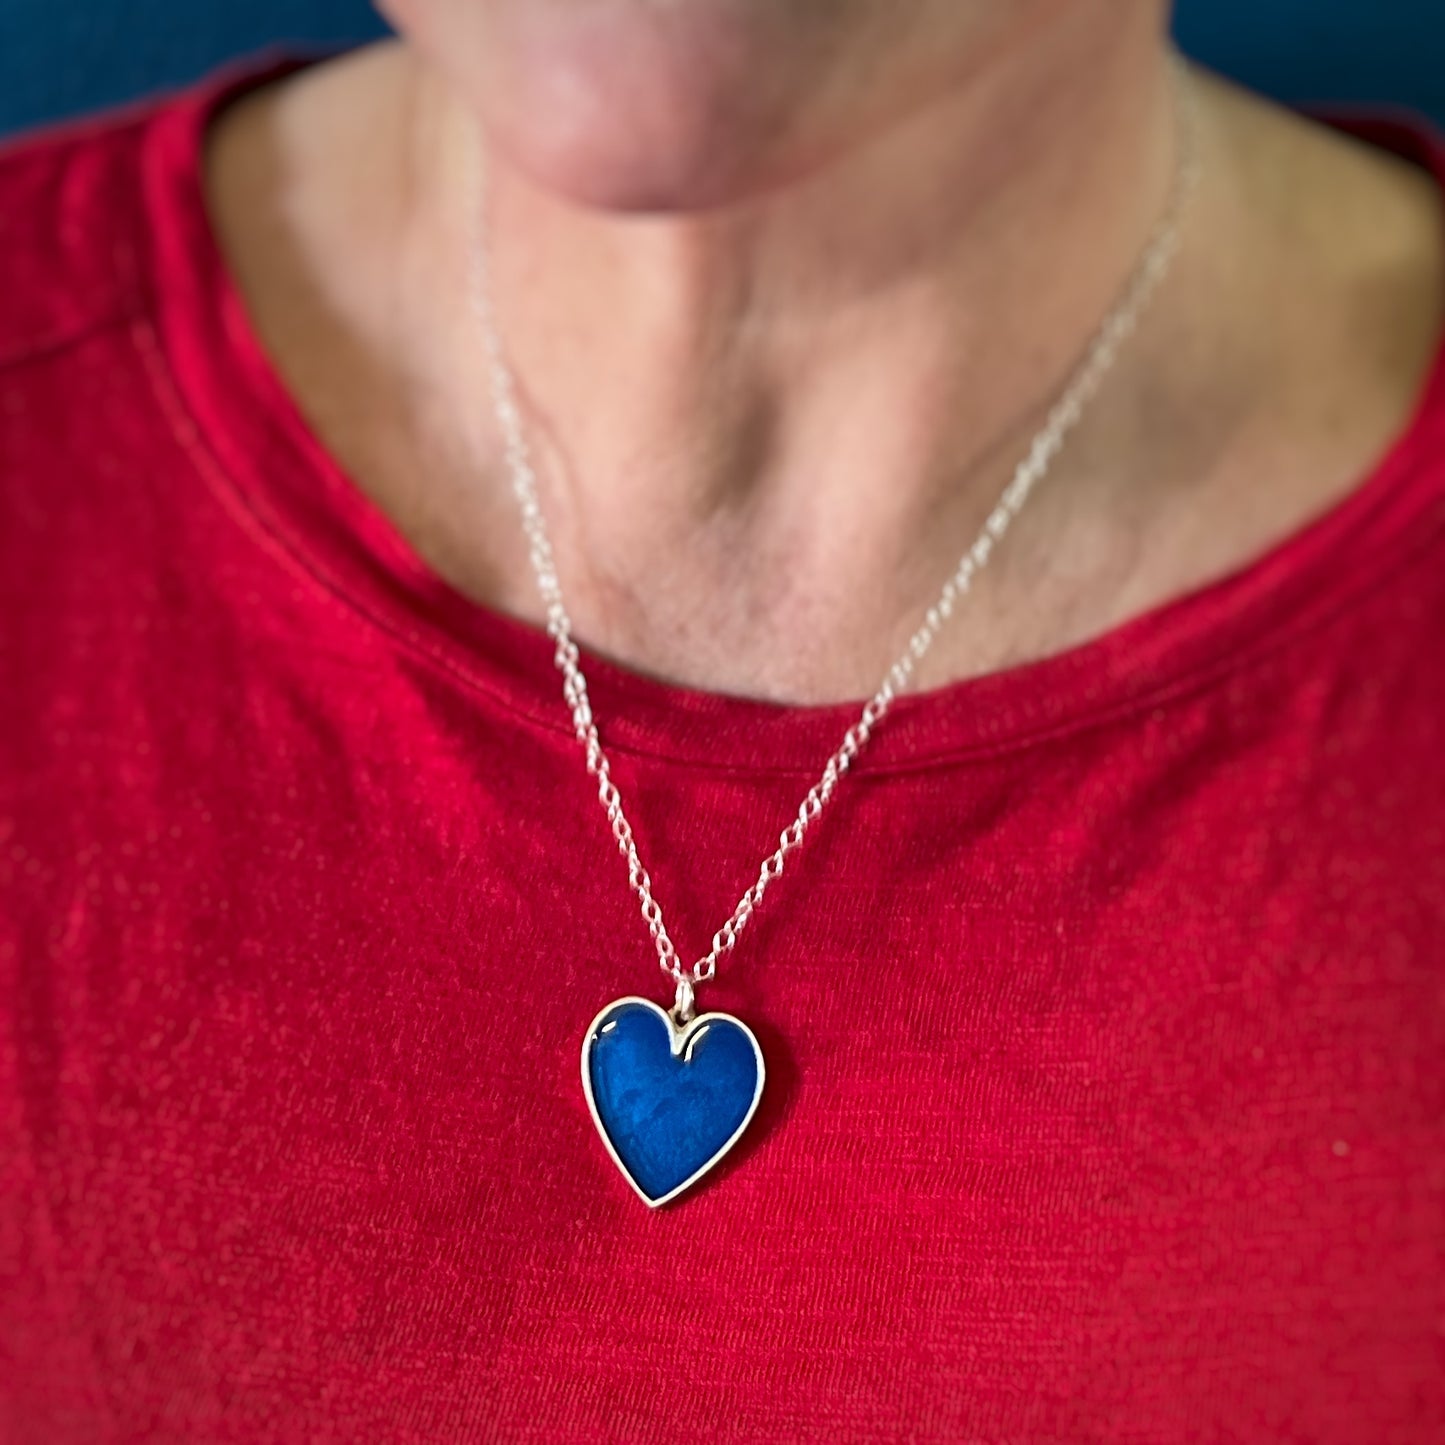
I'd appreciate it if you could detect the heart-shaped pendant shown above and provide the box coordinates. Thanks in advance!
[581,996,765,1207]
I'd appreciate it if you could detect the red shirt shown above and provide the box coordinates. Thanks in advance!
[2,60,1443,1444]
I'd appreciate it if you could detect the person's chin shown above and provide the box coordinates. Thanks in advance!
[473,3,796,212]
[483,99,772,213]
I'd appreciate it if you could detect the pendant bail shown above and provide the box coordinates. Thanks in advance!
[670,975,696,1026]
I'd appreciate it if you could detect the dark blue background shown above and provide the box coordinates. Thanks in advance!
[0,1,1441,136]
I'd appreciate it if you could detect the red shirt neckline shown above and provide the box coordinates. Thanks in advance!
[139,55,1445,777]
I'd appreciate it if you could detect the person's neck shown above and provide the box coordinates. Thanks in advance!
[398,14,1186,699]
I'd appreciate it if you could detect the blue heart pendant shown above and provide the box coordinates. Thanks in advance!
[581,996,766,1207]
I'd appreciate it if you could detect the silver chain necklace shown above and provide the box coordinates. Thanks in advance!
[467,64,1200,1206]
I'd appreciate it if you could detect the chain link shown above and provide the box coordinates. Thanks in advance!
[466,62,1200,1015]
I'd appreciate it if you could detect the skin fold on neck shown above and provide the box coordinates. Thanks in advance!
[203,25,1445,704]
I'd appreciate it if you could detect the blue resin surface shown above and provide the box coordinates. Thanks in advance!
[584,1000,762,1204]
